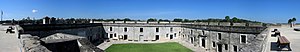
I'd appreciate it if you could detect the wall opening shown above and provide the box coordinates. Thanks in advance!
[170,35,173,39]
[201,39,205,48]
[124,27,127,32]
[218,33,221,40]
[166,34,169,37]
[155,35,159,40]
[114,33,116,37]
[217,44,222,52]
[170,27,173,32]
[109,27,112,31]
[110,34,113,38]
[202,30,205,35]
[233,45,238,52]
[156,28,159,32]
[225,44,228,50]
[174,33,176,37]
[241,35,246,43]
[212,41,216,47]
[140,28,143,32]
[190,37,193,43]
[124,35,128,40]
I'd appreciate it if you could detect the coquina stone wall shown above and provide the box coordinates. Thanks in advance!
[94,21,267,52]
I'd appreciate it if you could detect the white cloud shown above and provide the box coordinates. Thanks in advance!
[32,9,38,13]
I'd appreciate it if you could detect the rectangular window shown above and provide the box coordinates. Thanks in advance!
[110,34,113,38]
[140,28,143,32]
[166,34,169,37]
[218,33,221,40]
[217,44,222,52]
[225,44,228,50]
[114,33,116,37]
[155,35,159,40]
[124,35,128,40]
[212,41,216,47]
[124,27,127,32]
[202,31,205,35]
[174,33,176,37]
[233,45,238,52]
[170,27,173,32]
[202,39,205,48]
[241,35,246,43]
[190,30,193,34]
[156,28,159,32]
[109,27,112,31]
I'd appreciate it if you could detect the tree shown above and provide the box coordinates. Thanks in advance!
[158,19,169,22]
[183,19,190,22]
[292,17,296,22]
[123,18,131,21]
[225,16,230,22]
[173,18,183,22]
[116,19,122,21]
[106,19,115,21]
[288,19,292,24]
[291,17,296,27]
[147,18,157,22]
[232,17,239,22]
[288,19,293,27]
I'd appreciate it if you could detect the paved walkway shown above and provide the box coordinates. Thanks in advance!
[97,39,202,52]
[0,25,22,52]
[268,26,300,52]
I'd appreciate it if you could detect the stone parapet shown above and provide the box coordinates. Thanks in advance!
[233,23,246,26]
[159,22,170,24]
[248,23,263,27]
[209,22,219,25]
[218,22,231,26]
[136,21,147,23]
[125,21,135,23]
[114,21,124,23]
[93,21,264,27]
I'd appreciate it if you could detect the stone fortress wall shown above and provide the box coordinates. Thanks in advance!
[93,21,268,52]
[18,20,267,52]
[19,24,106,52]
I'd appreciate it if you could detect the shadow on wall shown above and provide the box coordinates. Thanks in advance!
[270,42,292,51]
[42,39,80,52]
[19,23,108,46]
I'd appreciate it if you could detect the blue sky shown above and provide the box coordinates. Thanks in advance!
[0,0,300,23]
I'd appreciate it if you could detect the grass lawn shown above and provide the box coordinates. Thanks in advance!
[105,42,193,52]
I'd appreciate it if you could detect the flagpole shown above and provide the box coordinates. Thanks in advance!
[1,10,2,21]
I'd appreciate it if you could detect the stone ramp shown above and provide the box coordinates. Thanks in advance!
[97,41,113,50]
[0,25,22,52]
[176,40,203,52]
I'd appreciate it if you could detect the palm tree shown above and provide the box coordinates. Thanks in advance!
[292,18,296,26]
[288,19,292,27]
[288,18,297,27]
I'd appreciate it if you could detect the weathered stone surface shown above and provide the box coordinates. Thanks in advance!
[21,35,51,52]
[233,23,246,26]
[248,23,263,27]
[21,32,104,52]
[27,45,51,52]
[209,22,219,25]
[219,22,231,26]
[78,38,104,52]
[41,33,84,43]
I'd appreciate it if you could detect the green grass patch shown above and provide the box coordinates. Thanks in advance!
[105,42,193,52]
